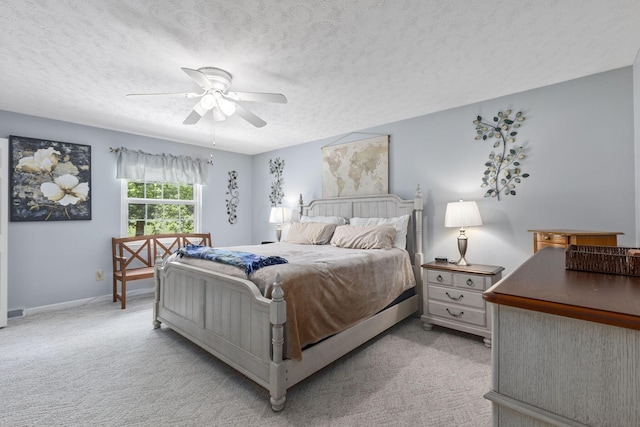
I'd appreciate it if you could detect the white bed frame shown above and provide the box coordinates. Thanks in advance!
[153,187,424,411]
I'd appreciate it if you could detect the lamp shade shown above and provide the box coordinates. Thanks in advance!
[216,95,237,116]
[211,106,226,122]
[199,93,217,110]
[269,206,286,224]
[444,200,483,228]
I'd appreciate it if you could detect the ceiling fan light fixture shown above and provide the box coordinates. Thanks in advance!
[200,93,217,110]
[211,106,226,122]
[217,97,237,116]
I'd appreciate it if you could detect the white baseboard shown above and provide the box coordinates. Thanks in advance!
[21,288,155,317]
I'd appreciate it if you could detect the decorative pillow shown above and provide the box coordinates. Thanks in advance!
[329,225,396,250]
[284,222,337,245]
[349,214,410,249]
[300,215,348,225]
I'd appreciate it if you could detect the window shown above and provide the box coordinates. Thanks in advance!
[121,180,202,237]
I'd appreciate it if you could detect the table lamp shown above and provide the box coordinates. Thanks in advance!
[444,200,483,266]
[269,206,286,242]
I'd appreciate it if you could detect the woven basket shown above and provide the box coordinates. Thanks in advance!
[565,245,640,276]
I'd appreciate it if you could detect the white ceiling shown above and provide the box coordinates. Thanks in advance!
[1,1,640,155]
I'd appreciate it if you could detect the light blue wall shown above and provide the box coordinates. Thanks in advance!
[2,66,636,310]
[252,67,636,276]
[0,112,253,310]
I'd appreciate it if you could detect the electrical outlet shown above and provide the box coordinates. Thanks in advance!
[96,269,104,281]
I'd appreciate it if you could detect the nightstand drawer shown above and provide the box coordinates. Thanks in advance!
[427,284,484,309]
[453,273,488,291]
[428,301,486,327]
[536,241,566,250]
[536,233,568,245]
[426,270,453,286]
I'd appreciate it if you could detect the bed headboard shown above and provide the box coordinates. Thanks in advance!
[300,186,424,267]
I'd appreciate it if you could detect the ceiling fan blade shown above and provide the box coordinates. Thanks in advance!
[183,103,206,125]
[183,110,201,125]
[234,104,267,128]
[227,91,287,104]
[126,91,203,99]
[182,67,215,91]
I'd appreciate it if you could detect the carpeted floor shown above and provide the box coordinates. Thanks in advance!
[0,294,492,426]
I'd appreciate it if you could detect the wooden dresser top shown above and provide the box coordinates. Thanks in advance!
[483,247,640,330]
[527,229,624,236]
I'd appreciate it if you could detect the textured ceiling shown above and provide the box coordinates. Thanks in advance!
[1,1,640,155]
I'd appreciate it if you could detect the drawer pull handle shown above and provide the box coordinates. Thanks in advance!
[445,292,464,301]
[544,235,550,240]
[465,279,474,287]
[436,274,443,282]
[446,308,464,318]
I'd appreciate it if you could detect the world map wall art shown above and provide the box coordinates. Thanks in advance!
[321,135,389,198]
[9,135,91,221]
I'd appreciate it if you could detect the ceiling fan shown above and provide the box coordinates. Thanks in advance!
[126,67,287,128]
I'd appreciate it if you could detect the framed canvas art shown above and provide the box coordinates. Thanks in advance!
[9,135,91,221]
[321,135,389,198]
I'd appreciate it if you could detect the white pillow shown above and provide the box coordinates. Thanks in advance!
[284,222,337,245]
[330,225,396,250]
[349,214,410,249]
[300,215,348,225]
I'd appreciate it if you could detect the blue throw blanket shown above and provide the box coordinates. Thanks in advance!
[176,244,288,277]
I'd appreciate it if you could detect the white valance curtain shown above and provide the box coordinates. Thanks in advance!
[115,147,209,185]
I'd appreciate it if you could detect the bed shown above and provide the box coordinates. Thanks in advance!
[153,188,424,411]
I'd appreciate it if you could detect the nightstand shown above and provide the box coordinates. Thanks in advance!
[421,261,504,347]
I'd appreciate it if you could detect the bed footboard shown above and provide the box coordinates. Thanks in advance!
[153,261,288,410]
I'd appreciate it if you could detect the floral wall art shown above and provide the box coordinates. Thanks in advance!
[268,157,285,206]
[473,109,529,200]
[9,135,91,221]
[226,170,239,224]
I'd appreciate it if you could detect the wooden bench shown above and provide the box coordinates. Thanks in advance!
[112,233,211,309]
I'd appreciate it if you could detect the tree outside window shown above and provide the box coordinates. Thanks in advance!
[125,181,197,236]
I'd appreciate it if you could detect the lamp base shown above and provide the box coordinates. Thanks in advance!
[455,256,470,266]
[275,225,282,242]
[456,228,471,266]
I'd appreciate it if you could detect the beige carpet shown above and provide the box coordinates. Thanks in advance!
[0,294,492,426]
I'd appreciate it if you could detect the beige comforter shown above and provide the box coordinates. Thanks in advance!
[166,242,416,359]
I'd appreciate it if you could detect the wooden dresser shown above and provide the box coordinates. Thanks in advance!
[527,229,623,253]
[483,248,640,426]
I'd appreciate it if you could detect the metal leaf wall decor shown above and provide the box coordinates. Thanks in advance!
[268,157,285,206]
[225,170,239,224]
[473,109,530,200]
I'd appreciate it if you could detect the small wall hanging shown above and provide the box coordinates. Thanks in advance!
[321,134,388,198]
[9,135,91,221]
[226,170,239,224]
[473,109,529,200]
[269,157,285,206]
